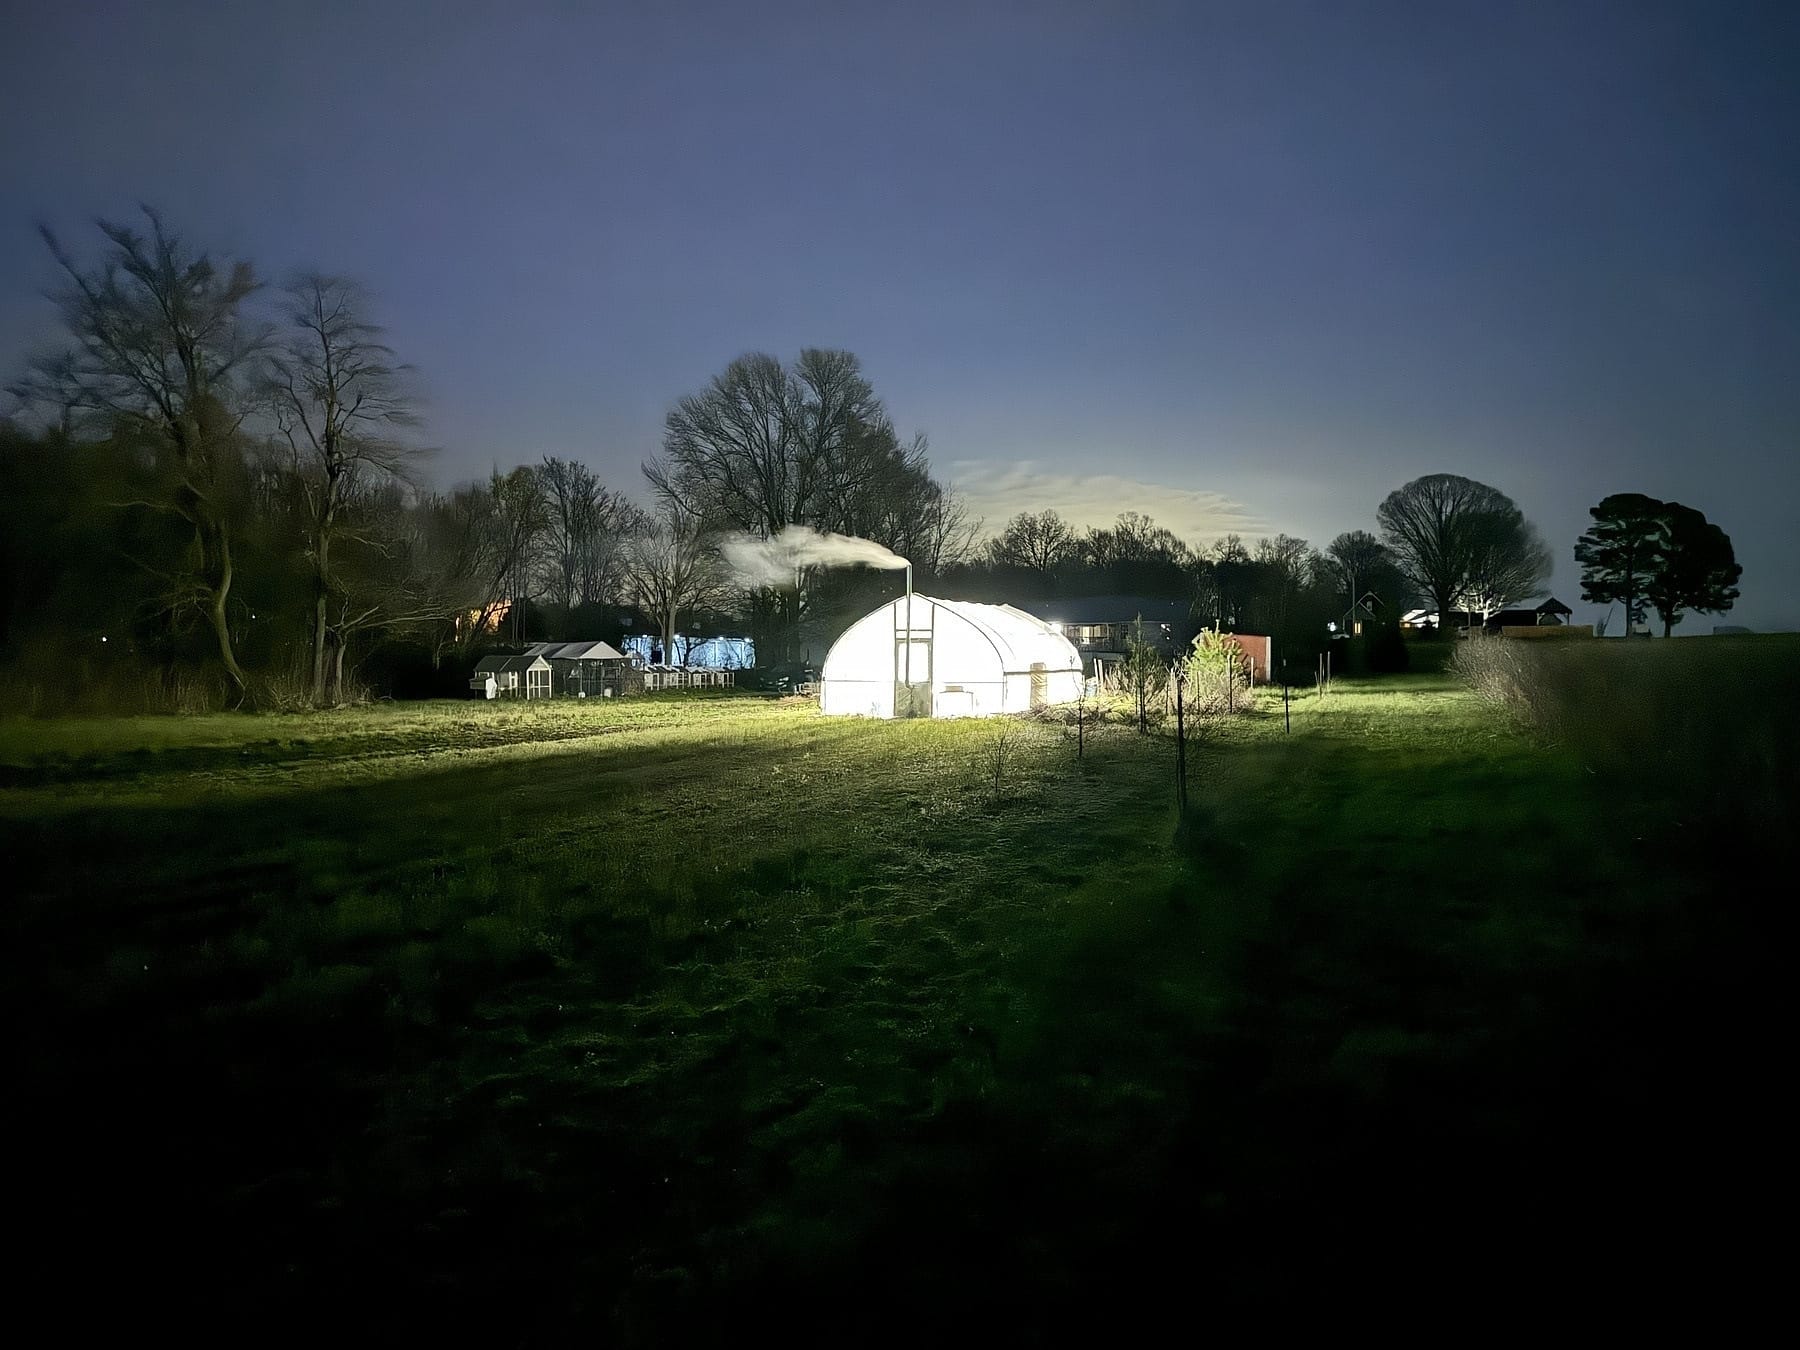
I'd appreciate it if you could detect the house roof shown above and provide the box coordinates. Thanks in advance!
[473,654,550,674]
[1488,597,1573,627]
[1405,597,1571,627]
[824,594,1081,680]
[528,639,627,661]
[1010,594,1192,626]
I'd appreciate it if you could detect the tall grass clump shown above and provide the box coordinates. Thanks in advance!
[1448,636,1558,729]
[1455,634,1800,837]
[255,662,319,713]
[0,645,228,716]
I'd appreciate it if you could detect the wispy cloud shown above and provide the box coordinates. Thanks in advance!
[948,459,1269,544]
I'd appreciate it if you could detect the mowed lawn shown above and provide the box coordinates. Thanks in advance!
[3,667,1786,1337]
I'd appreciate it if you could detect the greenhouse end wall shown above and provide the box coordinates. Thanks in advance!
[819,595,1083,720]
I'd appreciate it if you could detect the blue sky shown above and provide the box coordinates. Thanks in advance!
[3,0,1795,628]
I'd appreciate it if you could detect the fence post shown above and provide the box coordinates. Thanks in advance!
[1173,662,1187,811]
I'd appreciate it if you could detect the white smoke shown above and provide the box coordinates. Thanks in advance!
[721,524,909,588]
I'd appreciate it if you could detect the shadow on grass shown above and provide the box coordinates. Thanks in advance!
[5,680,1788,1337]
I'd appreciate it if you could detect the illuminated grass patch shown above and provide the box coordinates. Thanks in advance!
[4,660,1787,1332]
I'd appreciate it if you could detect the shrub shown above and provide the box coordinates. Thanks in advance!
[1121,626,1169,732]
[1449,636,1555,729]
[1182,630,1250,715]
[1366,620,1411,674]
[256,663,317,713]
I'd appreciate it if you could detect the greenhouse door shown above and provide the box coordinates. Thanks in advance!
[894,638,932,718]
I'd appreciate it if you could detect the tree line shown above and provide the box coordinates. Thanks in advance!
[947,508,1408,654]
[0,209,971,708]
[957,470,1741,656]
[945,470,1559,662]
[2,210,1742,713]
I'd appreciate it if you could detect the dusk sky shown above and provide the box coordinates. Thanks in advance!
[4,0,1796,630]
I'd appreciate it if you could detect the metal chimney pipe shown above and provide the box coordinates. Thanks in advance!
[904,563,913,685]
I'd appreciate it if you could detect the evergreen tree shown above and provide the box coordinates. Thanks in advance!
[1645,504,1740,637]
[1574,493,1667,636]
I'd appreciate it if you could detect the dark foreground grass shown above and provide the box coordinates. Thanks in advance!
[3,660,1789,1339]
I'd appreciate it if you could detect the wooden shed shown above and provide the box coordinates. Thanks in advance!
[470,653,552,699]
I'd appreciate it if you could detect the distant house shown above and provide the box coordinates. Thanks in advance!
[1401,606,1486,633]
[1484,597,1573,631]
[1402,597,1579,636]
[619,633,755,668]
[1006,595,1277,685]
[1011,596,1195,680]
[1336,592,1386,637]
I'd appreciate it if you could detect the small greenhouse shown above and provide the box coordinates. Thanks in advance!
[470,653,552,699]
[820,593,1085,719]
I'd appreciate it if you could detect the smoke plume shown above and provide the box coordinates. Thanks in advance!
[721,524,909,588]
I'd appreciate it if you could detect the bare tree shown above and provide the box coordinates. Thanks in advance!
[1244,534,1324,641]
[626,503,728,659]
[646,349,943,658]
[1325,530,1390,609]
[487,466,551,643]
[405,472,549,657]
[305,480,412,702]
[282,480,504,694]
[987,509,1077,573]
[648,351,810,536]
[1082,511,1194,568]
[1378,474,1541,634]
[533,456,644,609]
[1459,511,1551,623]
[10,207,267,695]
[841,447,977,573]
[397,485,507,666]
[269,274,422,704]
[1199,534,1253,628]
[910,482,982,573]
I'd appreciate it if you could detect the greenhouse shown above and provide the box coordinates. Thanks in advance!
[820,593,1085,719]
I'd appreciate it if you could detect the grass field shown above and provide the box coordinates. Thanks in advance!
[5,645,1792,1338]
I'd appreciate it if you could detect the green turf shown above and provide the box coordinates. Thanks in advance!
[4,649,1790,1336]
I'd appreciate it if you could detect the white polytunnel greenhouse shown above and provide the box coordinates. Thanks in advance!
[820,593,1086,718]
